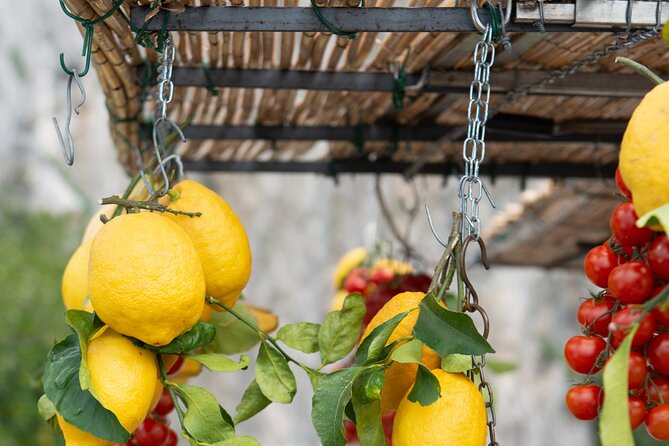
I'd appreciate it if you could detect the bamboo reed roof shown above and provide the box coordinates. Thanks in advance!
[61,0,669,176]
[61,0,665,266]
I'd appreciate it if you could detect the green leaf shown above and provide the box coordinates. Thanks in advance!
[637,203,669,231]
[185,353,251,372]
[599,325,638,446]
[172,383,235,443]
[255,342,297,403]
[355,311,410,365]
[206,303,263,355]
[148,321,216,354]
[441,354,473,372]
[312,367,362,446]
[351,395,386,446]
[307,368,324,391]
[37,394,56,422]
[211,436,262,446]
[352,368,385,404]
[43,335,130,443]
[485,359,518,374]
[234,380,271,424]
[277,322,321,353]
[407,365,441,406]
[318,294,366,366]
[64,310,103,392]
[391,339,423,364]
[414,294,494,356]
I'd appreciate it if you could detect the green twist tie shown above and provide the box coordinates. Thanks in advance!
[309,0,357,40]
[485,1,502,41]
[58,0,125,77]
[203,61,219,96]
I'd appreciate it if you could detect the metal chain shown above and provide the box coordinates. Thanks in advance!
[139,35,186,198]
[458,25,499,446]
[405,27,661,180]
[493,28,660,114]
[459,25,496,241]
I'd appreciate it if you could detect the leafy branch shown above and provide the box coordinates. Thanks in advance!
[99,195,202,217]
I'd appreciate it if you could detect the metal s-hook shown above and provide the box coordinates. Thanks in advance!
[53,69,86,165]
[152,116,186,196]
[458,233,492,337]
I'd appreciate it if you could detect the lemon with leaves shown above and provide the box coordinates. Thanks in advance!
[57,329,158,445]
[619,81,669,219]
[160,180,251,309]
[360,291,441,414]
[62,239,93,311]
[89,212,205,346]
[392,369,486,446]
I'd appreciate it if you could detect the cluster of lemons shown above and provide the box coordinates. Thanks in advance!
[58,179,252,446]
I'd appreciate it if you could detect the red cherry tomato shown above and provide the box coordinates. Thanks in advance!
[344,420,357,442]
[584,245,620,288]
[648,333,669,376]
[608,261,655,304]
[369,268,395,285]
[134,419,169,446]
[577,295,616,336]
[161,430,178,446]
[646,404,669,440]
[610,237,636,259]
[649,235,669,281]
[344,267,369,293]
[628,397,647,430]
[615,167,632,199]
[381,411,395,444]
[610,202,654,247]
[167,357,185,375]
[564,336,607,375]
[565,385,602,421]
[611,307,656,347]
[626,351,648,390]
[154,389,174,416]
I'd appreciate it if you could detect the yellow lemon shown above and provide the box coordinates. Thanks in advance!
[57,414,112,446]
[81,204,116,243]
[245,303,279,333]
[392,369,487,446]
[333,247,368,289]
[619,81,669,219]
[361,291,441,414]
[160,180,251,309]
[372,258,414,276]
[88,329,159,431]
[61,240,93,311]
[57,329,158,445]
[329,290,349,311]
[89,212,205,346]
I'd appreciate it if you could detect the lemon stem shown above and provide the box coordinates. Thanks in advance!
[111,173,142,219]
[157,355,186,424]
[100,195,202,217]
[206,297,317,375]
[615,57,665,85]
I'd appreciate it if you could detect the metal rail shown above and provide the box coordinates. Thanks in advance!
[183,159,617,179]
[138,66,654,98]
[129,6,610,33]
[180,120,625,143]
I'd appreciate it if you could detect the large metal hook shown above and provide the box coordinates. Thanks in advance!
[459,234,492,338]
[459,234,490,307]
[53,69,86,166]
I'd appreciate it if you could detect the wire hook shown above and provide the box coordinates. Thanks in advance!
[458,234,491,337]
[425,203,449,248]
[53,69,86,166]
[151,116,186,196]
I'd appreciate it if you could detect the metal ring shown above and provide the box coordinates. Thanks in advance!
[471,0,512,33]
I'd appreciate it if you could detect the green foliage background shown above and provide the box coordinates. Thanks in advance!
[0,200,81,445]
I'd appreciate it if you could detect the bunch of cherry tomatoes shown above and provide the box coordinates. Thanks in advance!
[564,168,669,441]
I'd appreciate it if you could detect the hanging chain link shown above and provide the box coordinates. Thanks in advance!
[459,26,496,241]
[459,25,499,446]
[139,34,186,198]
